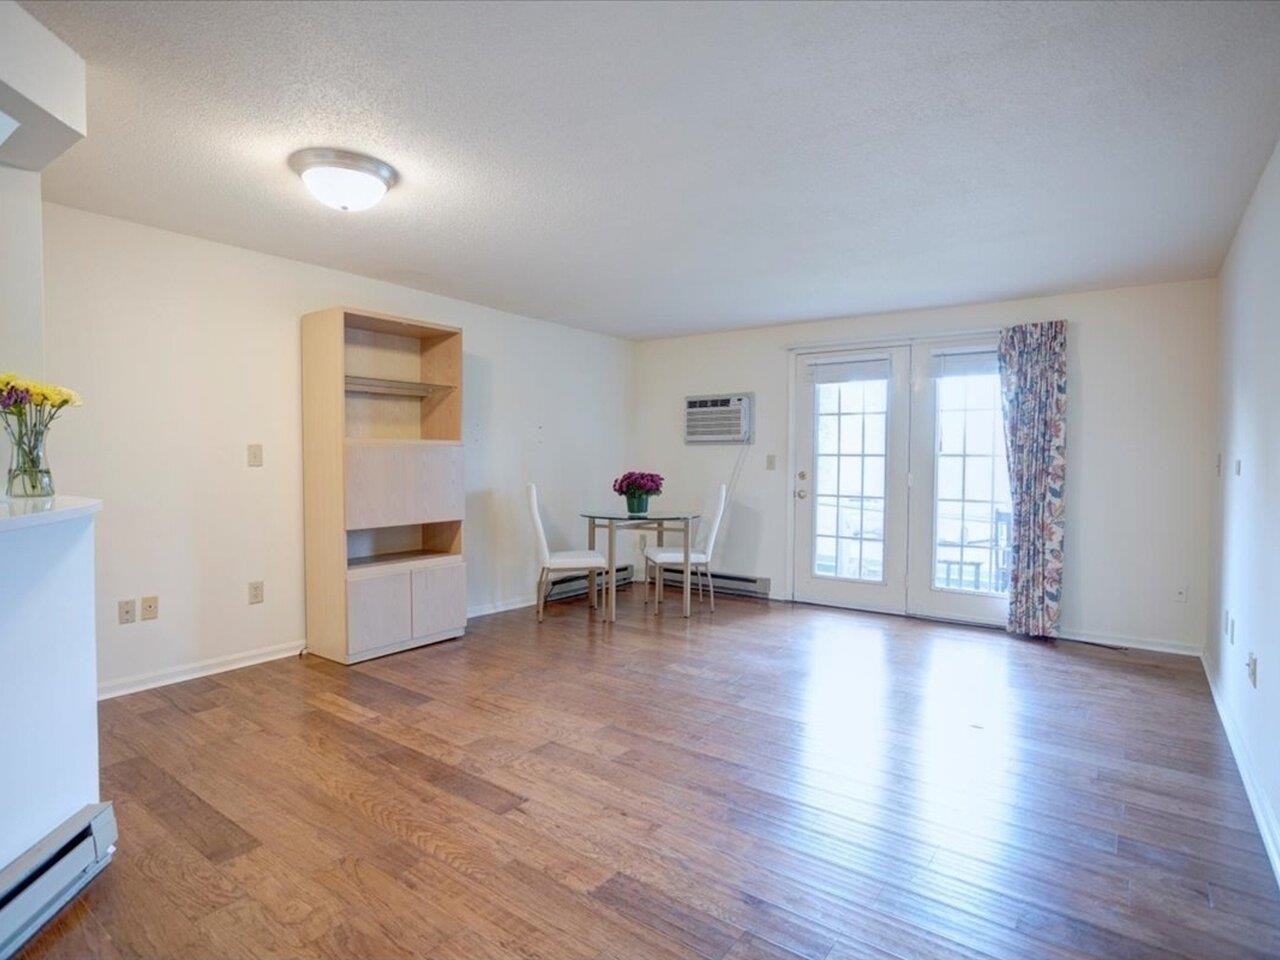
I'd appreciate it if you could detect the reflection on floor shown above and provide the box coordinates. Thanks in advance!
[22,591,1280,960]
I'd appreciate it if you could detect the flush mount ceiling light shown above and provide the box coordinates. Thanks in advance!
[287,147,399,212]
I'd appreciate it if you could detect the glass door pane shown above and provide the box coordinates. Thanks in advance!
[812,376,887,582]
[906,343,1012,626]
[932,365,1012,594]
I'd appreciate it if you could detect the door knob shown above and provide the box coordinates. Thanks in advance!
[796,490,808,499]
[797,470,808,481]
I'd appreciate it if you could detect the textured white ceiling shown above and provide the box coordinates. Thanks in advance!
[22,0,1280,339]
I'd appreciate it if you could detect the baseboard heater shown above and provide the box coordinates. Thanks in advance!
[546,564,634,602]
[0,803,117,960]
[658,569,771,599]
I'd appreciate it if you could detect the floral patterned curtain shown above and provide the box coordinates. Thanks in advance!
[998,320,1067,638]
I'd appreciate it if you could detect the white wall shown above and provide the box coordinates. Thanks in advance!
[0,166,44,375]
[1209,139,1280,878]
[41,203,634,696]
[632,279,1220,653]
[38,202,1225,689]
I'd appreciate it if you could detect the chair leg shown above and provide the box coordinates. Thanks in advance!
[641,559,648,605]
[536,568,547,622]
[656,565,663,605]
[697,567,704,602]
[706,564,715,612]
[588,569,596,609]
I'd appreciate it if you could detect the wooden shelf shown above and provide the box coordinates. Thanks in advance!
[344,437,462,447]
[347,548,461,579]
[345,375,453,398]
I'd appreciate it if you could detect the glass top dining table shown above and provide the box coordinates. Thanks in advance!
[580,510,700,621]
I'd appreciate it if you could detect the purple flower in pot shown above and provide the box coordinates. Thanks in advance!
[612,471,664,515]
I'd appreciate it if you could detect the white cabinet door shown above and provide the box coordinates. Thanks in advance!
[347,572,412,655]
[345,440,465,530]
[411,562,467,639]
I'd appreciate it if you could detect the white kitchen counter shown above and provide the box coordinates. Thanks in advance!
[0,495,102,533]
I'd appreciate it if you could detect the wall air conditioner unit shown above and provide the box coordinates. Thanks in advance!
[684,393,754,444]
[0,804,116,960]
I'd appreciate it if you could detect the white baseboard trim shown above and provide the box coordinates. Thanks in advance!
[1055,629,1201,658]
[98,639,305,700]
[467,596,535,618]
[1202,656,1280,889]
[777,597,1201,657]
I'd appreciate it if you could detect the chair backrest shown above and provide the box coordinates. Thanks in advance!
[527,483,551,565]
[695,483,728,559]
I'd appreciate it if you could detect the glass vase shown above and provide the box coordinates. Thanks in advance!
[6,424,54,498]
[625,492,649,516]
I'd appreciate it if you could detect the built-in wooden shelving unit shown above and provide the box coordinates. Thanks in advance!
[302,307,466,664]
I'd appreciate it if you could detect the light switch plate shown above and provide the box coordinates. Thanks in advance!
[248,580,264,605]
[247,443,264,468]
[118,599,136,624]
[140,595,159,620]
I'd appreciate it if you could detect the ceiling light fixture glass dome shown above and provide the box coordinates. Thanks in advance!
[288,147,399,212]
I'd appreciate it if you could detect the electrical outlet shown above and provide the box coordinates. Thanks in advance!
[117,599,136,624]
[248,580,264,605]
[247,443,264,468]
[140,595,159,620]
[1247,652,1258,688]
[1174,586,1187,604]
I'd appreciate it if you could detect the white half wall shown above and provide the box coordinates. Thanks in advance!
[0,510,99,869]
[631,279,1220,654]
[41,203,634,696]
[1208,138,1280,880]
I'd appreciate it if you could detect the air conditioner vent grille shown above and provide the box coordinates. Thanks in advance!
[684,394,754,444]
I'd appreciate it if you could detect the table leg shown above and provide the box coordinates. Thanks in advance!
[682,518,692,618]
[607,520,617,622]
[655,521,665,606]
[587,518,597,609]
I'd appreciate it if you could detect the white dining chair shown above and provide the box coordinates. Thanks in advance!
[643,483,727,612]
[528,482,609,622]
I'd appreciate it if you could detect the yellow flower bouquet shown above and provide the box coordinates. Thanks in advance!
[0,373,82,498]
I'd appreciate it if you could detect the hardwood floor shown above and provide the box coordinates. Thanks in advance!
[20,592,1280,960]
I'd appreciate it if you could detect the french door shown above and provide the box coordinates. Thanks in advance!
[793,339,1012,626]
[792,347,912,613]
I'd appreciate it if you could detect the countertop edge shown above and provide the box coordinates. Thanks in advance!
[0,496,103,533]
